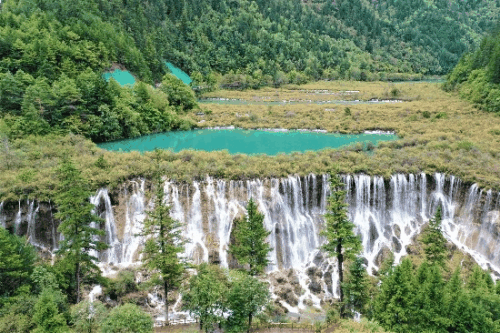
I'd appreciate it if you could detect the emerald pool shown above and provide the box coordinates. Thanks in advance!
[98,129,398,155]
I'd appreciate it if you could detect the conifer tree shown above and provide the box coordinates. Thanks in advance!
[141,155,185,324]
[321,172,362,317]
[422,205,448,267]
[343,256,369,317]
[55,158,107,303]
[229,198,272,276]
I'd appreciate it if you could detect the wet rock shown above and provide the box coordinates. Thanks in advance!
[375,245,392,268]
[392,236,402,253]
[275,284,299,306]
[308,280,322,294]
[208,250,220,265]
[323,271,333,294]
[313,252,324,266]
[274,272,287,284]
[369,218,379,251]
[393,224,401,238]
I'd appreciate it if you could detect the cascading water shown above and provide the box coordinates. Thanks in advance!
[0,202,5,228]
[5,173,500,313]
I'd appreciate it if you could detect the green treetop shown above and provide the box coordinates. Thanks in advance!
[54,158,108,304]
[182,264,228,332]
[229,197,272,276]
[321,172,362,317]
[141,155,186,324]
[421,205,448,267]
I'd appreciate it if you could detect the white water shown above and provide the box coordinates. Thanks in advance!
[5,173,500,314]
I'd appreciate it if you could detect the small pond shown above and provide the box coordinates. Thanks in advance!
[103,69,136,86]
[198,98,403,105]
[98,129,398,155]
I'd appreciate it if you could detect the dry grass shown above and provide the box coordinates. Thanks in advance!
[2,81,500,201]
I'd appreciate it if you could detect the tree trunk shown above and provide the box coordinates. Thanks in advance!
[164,280,169,325]
[247,312,253,333]
[337,242,344,318]
[76,261,81,303]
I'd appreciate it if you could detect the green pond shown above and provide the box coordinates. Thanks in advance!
[103,69,136,86]
[165,62,192,85]
[98,129,398,155]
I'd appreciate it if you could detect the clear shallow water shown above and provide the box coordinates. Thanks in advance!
[98,129,398,155]
[198,98,403,105]
[165,62,192,85]
[103,69,136,86]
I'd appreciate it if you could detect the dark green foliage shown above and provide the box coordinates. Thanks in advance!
[374,259,500,333]
[0,294,37,333]
[447,24,500,113]
[105,270,138,302]
[321,172,362,315]
[141,155,186,323]
[100,303,153,333]
[0,227,36,301]
[33,288,70,333]
[229,197,272,276]
[54,158,108,303]
[160,74,198,112]
[343,257,369,317]
[225,271,270,333]
[182,264,228,332]
[421,206,448,267]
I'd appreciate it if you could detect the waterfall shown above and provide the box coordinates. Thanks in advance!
[5,173,500,306]
[0,202,5,228]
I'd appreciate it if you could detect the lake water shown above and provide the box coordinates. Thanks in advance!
[98,129,398,155]
[198,98,403,105]
[103,69,136,86]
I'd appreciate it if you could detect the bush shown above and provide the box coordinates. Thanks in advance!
[100,304,153,333]
[33,289,70,333]
[71,301,108,333]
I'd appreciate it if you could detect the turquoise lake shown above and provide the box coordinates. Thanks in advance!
[103,69,136,86]
[98,129,398,155]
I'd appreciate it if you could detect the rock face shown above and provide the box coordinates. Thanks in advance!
[2,173,500,310]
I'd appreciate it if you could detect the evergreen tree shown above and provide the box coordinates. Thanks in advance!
[343,256,369,317]
[229,197,272,276]
[33,288,69,333]
[321,172,362,317]
[0,227,36,301]
[141,155,186,324]
[373,258,416,332]
[55,158,108,303]
[421,205,448,267]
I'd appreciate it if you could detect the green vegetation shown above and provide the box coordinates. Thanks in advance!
[446,24,500,114]
[100,304,153,333]
[229,198,272,276]
[321,172,362,317]
[140,155,186,323]
[55,158,108,303]
[421,206,448,267]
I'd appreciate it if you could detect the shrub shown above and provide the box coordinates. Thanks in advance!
[100,304,153,333]
[70,301,107,333]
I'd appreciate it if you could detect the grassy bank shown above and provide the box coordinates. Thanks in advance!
[2,81,500,201]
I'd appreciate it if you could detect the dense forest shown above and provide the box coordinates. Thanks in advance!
[445,24,500,114]
[0,0,498,143]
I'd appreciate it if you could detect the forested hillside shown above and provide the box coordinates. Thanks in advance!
[0,0,499,143]
[446,25,500,113]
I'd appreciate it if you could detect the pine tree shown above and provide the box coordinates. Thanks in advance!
[229,197,272,276]
[321,172,362,317]
[55,158,108,303]
[421,205,448,267]
[343,256,369,317]
[141,155,185,324]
